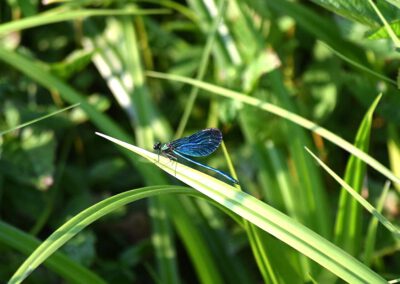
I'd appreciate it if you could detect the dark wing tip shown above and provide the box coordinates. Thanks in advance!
[204,128,222,140]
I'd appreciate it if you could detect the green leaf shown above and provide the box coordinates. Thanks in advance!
[310,0,396,26]
[368,19,400,39]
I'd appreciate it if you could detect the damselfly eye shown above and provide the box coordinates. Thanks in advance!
[153,142,161,150]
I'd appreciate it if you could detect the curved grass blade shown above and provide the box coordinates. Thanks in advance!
[145,71,400,187]
[0,46,224,284]
[0,221,106,284]
[96,132,387,284]
[8,186,196,284]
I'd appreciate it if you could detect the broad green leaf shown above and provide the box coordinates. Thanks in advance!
[366,0,400,47]
[368,20,400,39]
[310,0,395,26]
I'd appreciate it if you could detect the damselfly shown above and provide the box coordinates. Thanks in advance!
[153,128,238,184]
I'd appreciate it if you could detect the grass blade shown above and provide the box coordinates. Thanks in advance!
[0,103,79,136]
[334,94,381,255]
[7,186,196,284]
[0,8,170,35]
[306,147,400,239]
[96,132,387,284]
[0,221,106,284]
[146,71,400,187]
[363,181,390,266]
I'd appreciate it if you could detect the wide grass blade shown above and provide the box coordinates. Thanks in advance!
[0,221,106,284]
[7,186,196,284]
[96,132,387,284]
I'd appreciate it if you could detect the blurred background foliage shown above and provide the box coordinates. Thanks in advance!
[0,0,399,283]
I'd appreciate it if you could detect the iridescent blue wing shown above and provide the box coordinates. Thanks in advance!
[170,128,222,157]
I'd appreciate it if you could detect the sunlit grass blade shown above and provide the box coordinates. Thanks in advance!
[0,103,79,136]
[0,8,170,35]
[146,71,400,188]
[96,132,387,283]
[7,186,196,284]
[305,147,400,239]
[387,124,400,192]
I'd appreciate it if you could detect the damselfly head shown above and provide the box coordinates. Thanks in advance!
[153,142,161,150]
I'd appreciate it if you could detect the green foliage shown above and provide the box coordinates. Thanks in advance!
[0,0,399,283]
